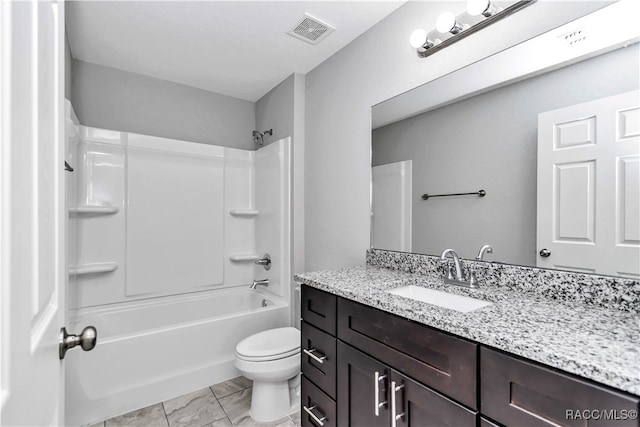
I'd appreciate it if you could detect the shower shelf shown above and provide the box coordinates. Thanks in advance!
[69,205,119,214]
[229,209,259,217]
[69,262,118,275]
[229,253,259,262]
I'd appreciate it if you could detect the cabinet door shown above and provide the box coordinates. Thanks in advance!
[338,341,391,427]
[390,371,477,427]
[481,347,640,427]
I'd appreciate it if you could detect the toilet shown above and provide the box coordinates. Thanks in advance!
[235,327,301,422]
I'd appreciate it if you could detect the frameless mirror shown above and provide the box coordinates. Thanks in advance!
[371,1,640,278]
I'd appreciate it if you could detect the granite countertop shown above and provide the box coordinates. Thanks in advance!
[294,265,640,396]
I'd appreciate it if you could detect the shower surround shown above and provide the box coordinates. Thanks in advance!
[65,107,292,425]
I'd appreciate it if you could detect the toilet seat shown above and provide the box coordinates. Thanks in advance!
[236,327,300,362]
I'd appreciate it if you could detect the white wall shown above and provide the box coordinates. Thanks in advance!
[304,1,613,271]
[71,60,255,149]
[256,73,306,275]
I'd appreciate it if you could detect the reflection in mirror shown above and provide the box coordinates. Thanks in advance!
[371,2,640,278]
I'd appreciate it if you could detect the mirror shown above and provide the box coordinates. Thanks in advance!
[371,1,640,278]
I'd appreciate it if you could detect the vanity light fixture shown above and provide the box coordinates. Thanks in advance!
[436,11,465,35]
[411,0,535,58]
[467,0,500,18]
[409,29,440,49]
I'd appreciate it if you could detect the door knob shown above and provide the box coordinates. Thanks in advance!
[59,326,97,360]
[539,249,551,257]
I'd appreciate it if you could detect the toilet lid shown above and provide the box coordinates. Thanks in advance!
[236,327,300,361]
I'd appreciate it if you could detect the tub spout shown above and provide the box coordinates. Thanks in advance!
[250,279,269,289]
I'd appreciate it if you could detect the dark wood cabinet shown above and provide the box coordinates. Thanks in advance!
[302,285,337,335]
[337,341,478,427]
[301,286,339,427]
[390,370,477,427]
[337,341,391,427]
[338,297,478,409]
[301,321,337,399]
[300,285,640,427]
[480,417,502,427]
[481,347,640,427]
[301,375,336,427]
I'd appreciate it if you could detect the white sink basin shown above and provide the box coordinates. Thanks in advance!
[386,285,492,313]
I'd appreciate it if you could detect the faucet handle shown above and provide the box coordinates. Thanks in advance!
[447,266,455,280]
[469,271,479,287]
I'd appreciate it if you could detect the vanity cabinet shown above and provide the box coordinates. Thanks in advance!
[481,347,640,427]
[337,297,477,409]
[300,285,640,427]
[337,341,477,426]
[301,286,338,427]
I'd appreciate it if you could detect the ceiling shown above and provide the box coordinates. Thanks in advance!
[66,1,405,102]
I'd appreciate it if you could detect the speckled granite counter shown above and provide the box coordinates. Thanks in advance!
[294,265,640,396]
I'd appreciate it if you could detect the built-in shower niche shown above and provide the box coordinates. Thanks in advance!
[68,125,290,309]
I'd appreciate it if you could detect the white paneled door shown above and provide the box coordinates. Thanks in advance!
[0,0,66,425]
[537,91,640,277]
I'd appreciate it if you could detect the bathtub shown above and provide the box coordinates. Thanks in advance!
[65,288,289,426]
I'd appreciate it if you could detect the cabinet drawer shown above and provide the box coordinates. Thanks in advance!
[302,375,336,427]
[481,347,640,427]
[302,321,337,399]
[338,297,478,409]
[302,285,337,335]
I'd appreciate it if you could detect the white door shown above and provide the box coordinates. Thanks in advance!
[537,91,640,277]
[372,161,412,252]
[0,0,67,425]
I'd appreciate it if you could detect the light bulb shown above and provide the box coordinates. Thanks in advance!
[409,29,428,49]
[436,11,463,34]
[467,0,499,17]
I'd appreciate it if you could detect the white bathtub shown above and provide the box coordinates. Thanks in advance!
[65,288,289,426]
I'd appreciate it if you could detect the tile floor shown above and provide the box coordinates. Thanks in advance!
[90,377,301,427]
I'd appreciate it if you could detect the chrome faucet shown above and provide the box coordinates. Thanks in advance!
[439,249,479,289]
[475,245,493,261]
[440,249,464,281]
[250,279,269,289]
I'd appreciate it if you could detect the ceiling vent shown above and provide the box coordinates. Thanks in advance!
[287,13,335,45]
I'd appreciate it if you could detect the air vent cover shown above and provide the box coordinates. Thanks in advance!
[287,13,335,45]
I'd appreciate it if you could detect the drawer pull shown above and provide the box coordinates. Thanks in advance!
[303,405,327,426]
[303,348,327,364]
[391,381,405,427]
[374,371,388,416]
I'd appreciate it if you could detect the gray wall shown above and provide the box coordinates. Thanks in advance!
[71,60,255,149]
[304,1,613,271]
[372,46,639,265]
[256,75,295,146]
[256,73,306,275]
